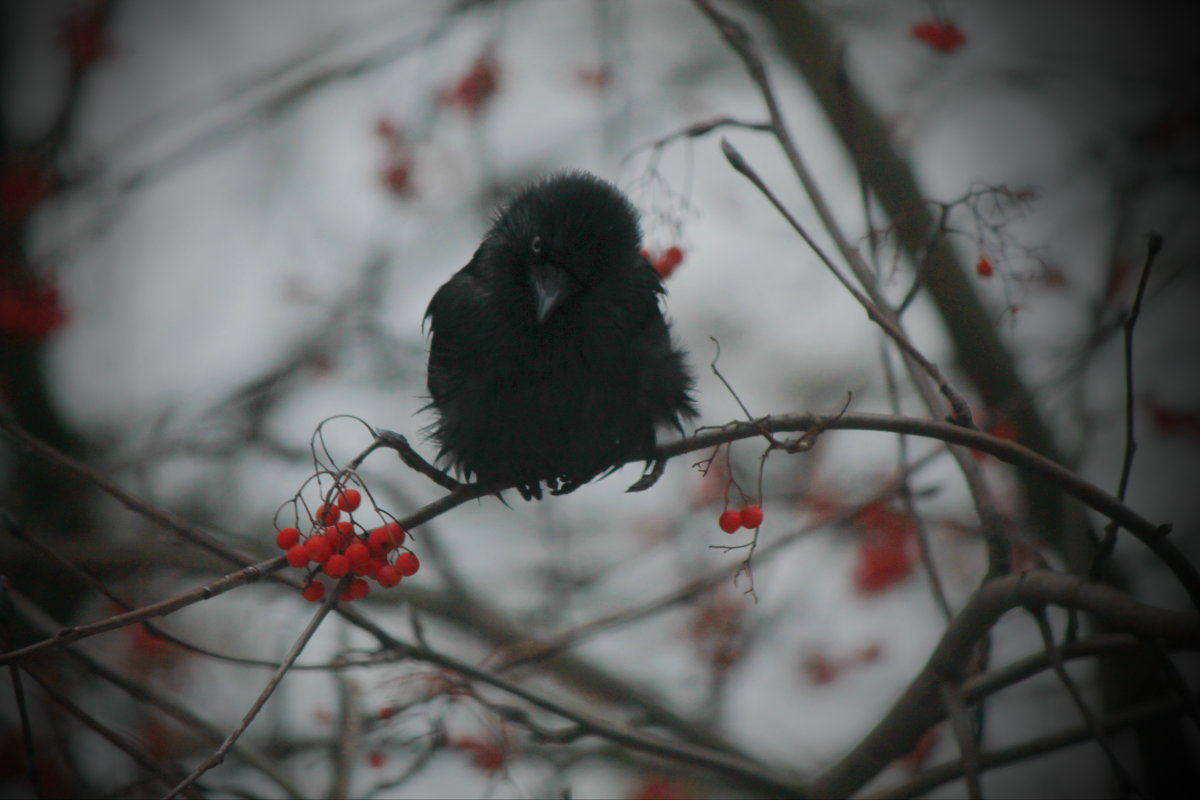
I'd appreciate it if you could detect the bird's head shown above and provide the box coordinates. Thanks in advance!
[490,171,643,324]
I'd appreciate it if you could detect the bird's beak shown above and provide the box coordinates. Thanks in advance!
[530,263,578,324]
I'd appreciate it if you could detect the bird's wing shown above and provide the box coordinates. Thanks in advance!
[424,268,495,403]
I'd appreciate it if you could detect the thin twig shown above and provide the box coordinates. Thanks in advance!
[1,576,43,800]
[939,682,983,799]
[164,579,345,798]
[1028,606,1140,795]
[22,666,200,796]
[376,429,461,491]
[874,691,1200,799]
[1091,233,1162,571]
[0,556,284,666]
[10,593,307,798]
[4,410,1195,669]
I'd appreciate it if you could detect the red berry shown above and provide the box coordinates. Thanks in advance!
[276,527,300,550]
[349,578,370,600]
[376,564,401,587]
[976,255,993,277]
[306,536,333,564]
[378,706,395,720]
[718,509,742,533]
[911,20,966,53]
[323,527,343,553]
[394,551,420,577]
[384,521,406,546]
[368,522,405,554]
[853,539,914,595]
[286,545,311,568]
[324,554,350,578]
[337,488,362,512]
[345,542,370,568]
[337,520,354,536]
[739,505,764,529]
[303,582,326,602]
[367,751,386,768]
[315,503,340,524]
[653,246,685,279]
[441,55,500,114]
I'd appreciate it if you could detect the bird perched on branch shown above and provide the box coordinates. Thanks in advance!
[424,171,696,500]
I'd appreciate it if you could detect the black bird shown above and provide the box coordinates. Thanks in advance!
[424,171,696,500]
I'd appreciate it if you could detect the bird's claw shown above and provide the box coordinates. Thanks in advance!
[626,459,665,493]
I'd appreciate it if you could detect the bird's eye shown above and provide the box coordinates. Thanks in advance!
[531,236,542,255]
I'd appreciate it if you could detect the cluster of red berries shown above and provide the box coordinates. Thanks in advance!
[275,488,420,603]
[852,502,916,595]
[375,118,415,197]
[910,20,966,53]
[718,504,763,533]
[441,55,500,114]
[640,246,685,280]
[975,254,993,277]
[448,736,509,775]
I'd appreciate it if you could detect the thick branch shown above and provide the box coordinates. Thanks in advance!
[810,570,1200,798]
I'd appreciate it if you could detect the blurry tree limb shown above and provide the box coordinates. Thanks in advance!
[743,0,1079,566]
[810,569,1200,798]
[874,690,1200,799]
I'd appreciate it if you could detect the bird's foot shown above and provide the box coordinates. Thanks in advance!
[517,482,543,501]
[626,458,665,493]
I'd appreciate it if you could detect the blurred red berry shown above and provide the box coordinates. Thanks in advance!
[739,504,763,529]
[718,509,742,533]
[803,652,840,685]
[367,750,386,768]
[976,254,993,277]
[853,539,914,595]
[911,20,966,53]
[375,117,400,142]
[59,7,111,67]
[899,727,939,768]
[441,55,500,114]
[303,582,326,602]
[852,502,916,595]
[626,775,688,800]
[576,66,612,91]
[382,160,413,196]
[0,163,55,223]
[0,274,68,339]
[451,736,508,774]
[1149,402,1200,438]
[315,503,339,525]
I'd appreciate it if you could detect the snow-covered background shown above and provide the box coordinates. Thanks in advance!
[3,1,1198,797]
